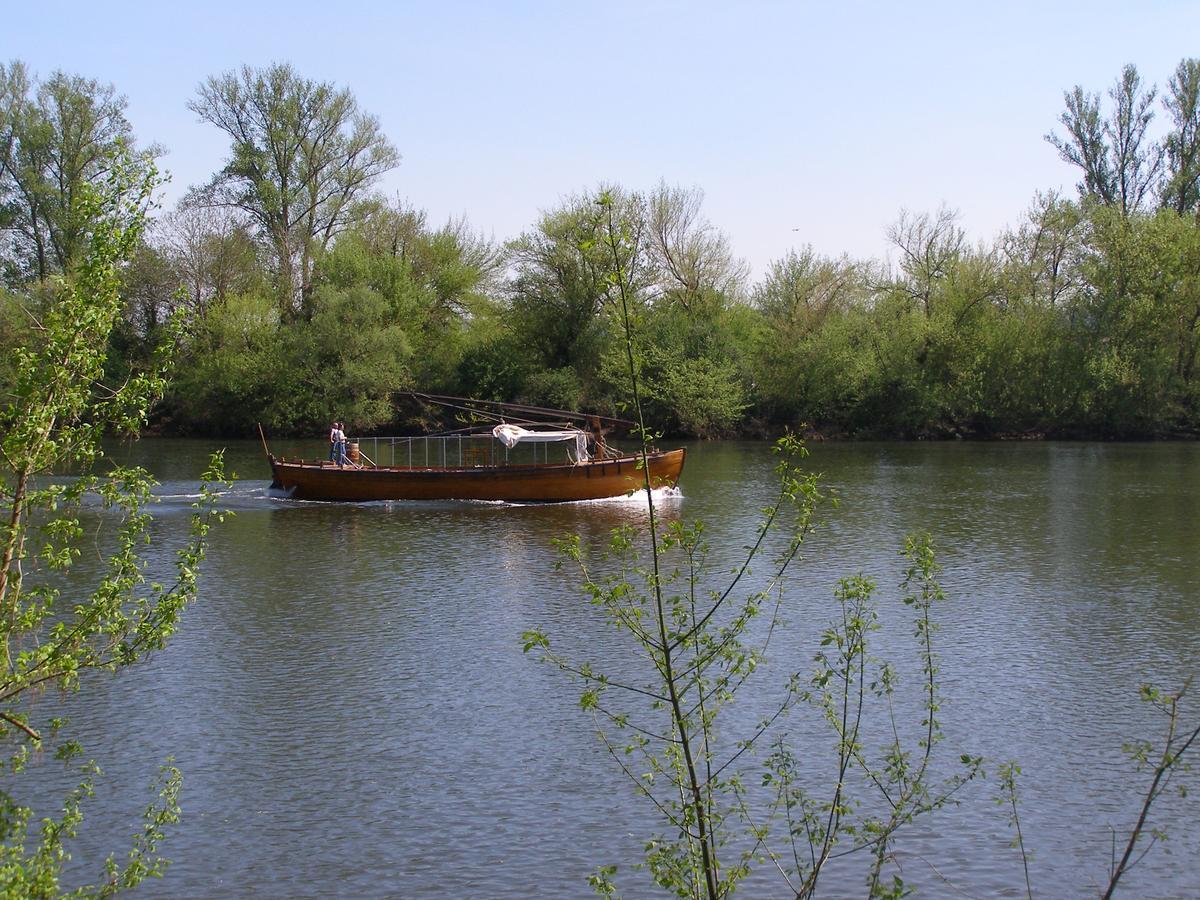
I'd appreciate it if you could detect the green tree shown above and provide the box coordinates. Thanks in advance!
[887,206,966,320]
[0,61,151,281]
[600,299,756,437]
[1074,205,1200,433]
[505,184,756,433]
[505,189,629,375]
[998,191,1083,310]
[0,285,38,401]
[276,283,412,431]
[155,203,263,318]
[645,182,747,313]
[316,198,502,396]
[187,63,400,313]
[1161,58,1200,215]
[170,282,410,435]
[166,288,283,433]
[636,184,755,435]
[752,247,866,425]
[0,148,223,895]
[834,208,978,436]
[451,323,533,403]
[1048,64,1162,215]
[1047,84,1112,206]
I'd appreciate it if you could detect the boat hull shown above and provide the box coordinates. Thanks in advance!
[268,449,686,502]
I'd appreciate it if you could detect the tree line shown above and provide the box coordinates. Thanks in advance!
[3,59,1200,439]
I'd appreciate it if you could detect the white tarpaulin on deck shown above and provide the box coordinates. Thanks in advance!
[492,424,590,461]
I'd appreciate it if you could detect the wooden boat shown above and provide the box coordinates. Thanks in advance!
[261,422,685,503]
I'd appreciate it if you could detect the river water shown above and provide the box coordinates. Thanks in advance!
[21,439,1200,897]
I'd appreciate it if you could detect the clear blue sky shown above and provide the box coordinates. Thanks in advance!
[6,0,1199,280]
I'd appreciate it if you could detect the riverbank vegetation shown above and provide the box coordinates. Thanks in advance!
[3,59,1200,440]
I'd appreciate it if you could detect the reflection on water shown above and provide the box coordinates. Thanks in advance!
[20,438,1200,897]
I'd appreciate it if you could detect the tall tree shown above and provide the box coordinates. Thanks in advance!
[1161,58,1200,214]
[316,197,502,390]
[754,246,861,333]
[336,198,503,327]
[887,206,966,318]
[0,60,146,281]
[156,203,262,317]
[505,189,642,371]
[1046,86,1113,206]
[1108,64,1163,215]
[645,182,747,311]
[187,63,400,313]
[999,191,1083,309]
[1048,64,1162,215]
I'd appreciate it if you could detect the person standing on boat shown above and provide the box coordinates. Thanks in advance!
[589,415,610,458]
[329,421,341,462]
[334,422,349,466]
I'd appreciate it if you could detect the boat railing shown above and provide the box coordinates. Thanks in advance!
[347,433,593,469]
